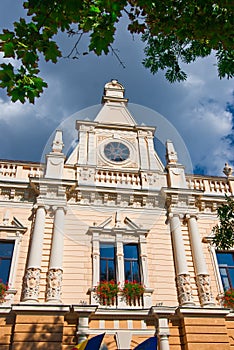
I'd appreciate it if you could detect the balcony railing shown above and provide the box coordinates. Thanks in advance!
[90,289,152,309]
[95,170,141,188]
[186,175,233,195]
[0,161,43,180]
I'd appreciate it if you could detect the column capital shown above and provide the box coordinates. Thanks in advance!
[52,205,67,214]
[185,213,198,220]
[168,212,183,219]
[33,204,47,210]
[91,231,100,241]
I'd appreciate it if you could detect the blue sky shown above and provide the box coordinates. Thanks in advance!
[0,1,233,176]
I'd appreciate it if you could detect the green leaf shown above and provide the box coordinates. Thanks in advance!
[44,41,62,62]
[2,42,15,57]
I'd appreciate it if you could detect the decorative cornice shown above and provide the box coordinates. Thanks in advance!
[12,304,70,312]
[175,306,230,317]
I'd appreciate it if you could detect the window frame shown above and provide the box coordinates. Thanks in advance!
[100,243,116,282]
[91,230,148,287]
[0,217,27,291]
[0,239,15,285]
[123,243,141,283]
[216,251,234,291]
[90,223,152,307]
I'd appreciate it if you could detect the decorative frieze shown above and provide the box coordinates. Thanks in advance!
[177,274,194,305]
[0,187,35,202]
[197,274,214,306]
[46,268,63,302]
[23,268,41,301]
[68,189,162,209]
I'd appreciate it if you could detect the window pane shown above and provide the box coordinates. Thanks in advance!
[0,260,11,284]
[107,260,115,281]
[0,241,14,285]
[0,241,14,258]
[124,261,131,281]
[100,243,116,282]
[131,261,140,282]
[217,253,234,266]
[123,244,138,259]
[228,267,234,288]
[100,244,115,258]
[216,252,234,291]
[100,260,107,281]
[124,244,140,282]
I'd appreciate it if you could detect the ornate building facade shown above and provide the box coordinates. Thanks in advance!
[0,80,234,349]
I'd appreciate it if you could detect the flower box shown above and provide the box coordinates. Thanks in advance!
[221,288,234,309]
[94,280,119,306]
[0,281,8,303]
[122,280,145,306]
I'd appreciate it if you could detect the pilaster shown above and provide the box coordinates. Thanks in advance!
[186,214,215,306]
[169,213,194,306]
[46,206,66,303]
[23,205,46,302]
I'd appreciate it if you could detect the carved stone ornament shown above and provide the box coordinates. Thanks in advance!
[46,268,63,301]
[197,274,215,306]
[23,267,41,300]
[177,274,194,305]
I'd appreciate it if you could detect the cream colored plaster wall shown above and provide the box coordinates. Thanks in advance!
[0,199,223,307]
[61,205,179,306]
[147,216,178,306]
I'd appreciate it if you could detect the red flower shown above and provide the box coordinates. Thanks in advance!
[94,280,119,306]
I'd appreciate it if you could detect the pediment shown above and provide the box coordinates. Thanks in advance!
[90,212,149,236]
[94,102,137,126]
[0,214,27,233]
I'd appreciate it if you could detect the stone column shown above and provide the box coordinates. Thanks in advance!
[23,205,46,302]
[158,318,170,350]
[77,315,89,343]
[46,206,66,303]
[187,215,215,306]
[169,213,194,305]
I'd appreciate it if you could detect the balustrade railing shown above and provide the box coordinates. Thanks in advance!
[95,170,141,188]
[0,163,17,178]
[186,175,232,195]
[0,161,43,180]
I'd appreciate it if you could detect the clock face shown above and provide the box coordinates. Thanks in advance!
[104,141,130,162]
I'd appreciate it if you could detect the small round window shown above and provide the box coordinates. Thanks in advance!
[104,142,130,162]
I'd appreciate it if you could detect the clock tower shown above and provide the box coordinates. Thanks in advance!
[66,79,167,194]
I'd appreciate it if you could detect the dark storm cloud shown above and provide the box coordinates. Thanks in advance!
[0,1,233,175]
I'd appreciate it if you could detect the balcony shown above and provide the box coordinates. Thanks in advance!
[186,175,234,195]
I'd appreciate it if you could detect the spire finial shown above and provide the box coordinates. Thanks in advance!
[102,79,128,103]
[166,140,178,164]
[52,130,64,153]
[223,162,233,177]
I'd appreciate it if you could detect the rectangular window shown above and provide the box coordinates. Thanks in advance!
[216,252,234,290]
[0,240,15,285]
[123,243,140,283]
[100,243,116,282]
